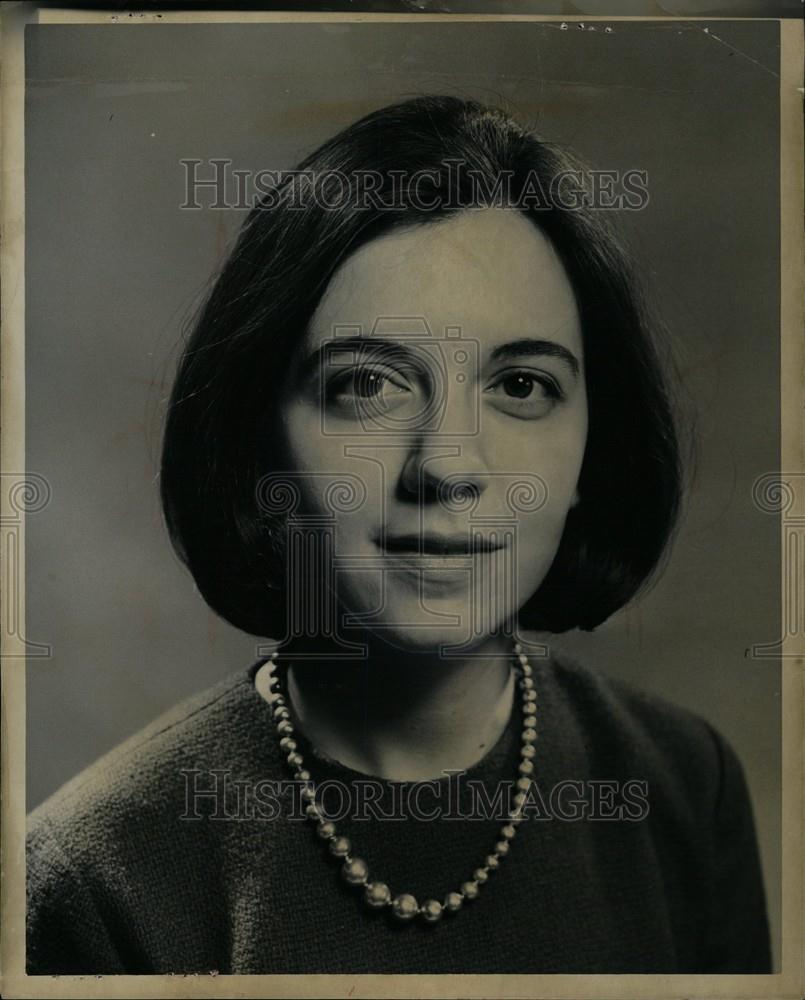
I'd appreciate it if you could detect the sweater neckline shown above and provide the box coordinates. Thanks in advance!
[245,656,523,788]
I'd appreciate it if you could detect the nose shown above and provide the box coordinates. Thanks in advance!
[399,436,489,507]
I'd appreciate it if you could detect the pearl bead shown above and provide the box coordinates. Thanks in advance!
[444,891,463,912]
[392,894,419,921]
[267,648,536,929]
[329,836,351,858]
[342,858,369,885]
[461,881,480,900]
[364,882,391,908]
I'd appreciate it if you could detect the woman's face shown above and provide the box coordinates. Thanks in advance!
[276,207,587,651]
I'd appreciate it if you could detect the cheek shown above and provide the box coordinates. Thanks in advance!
[487,415,586,571]
[281,404,332,475]
[485,414,586,504]
[280,405,392,530]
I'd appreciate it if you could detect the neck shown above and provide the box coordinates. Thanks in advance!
[275,632,515,781]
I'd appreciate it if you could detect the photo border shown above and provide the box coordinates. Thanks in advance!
[1,6,802,998]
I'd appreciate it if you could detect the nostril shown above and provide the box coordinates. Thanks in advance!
[398,444,488,507]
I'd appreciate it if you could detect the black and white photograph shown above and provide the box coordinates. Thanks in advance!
[1,5,803,997]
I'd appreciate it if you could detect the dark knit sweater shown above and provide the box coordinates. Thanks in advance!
[26,652,772,975]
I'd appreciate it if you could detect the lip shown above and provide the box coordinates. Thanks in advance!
[376,532,508,556]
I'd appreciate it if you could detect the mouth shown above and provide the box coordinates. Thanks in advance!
[376,532,507,556]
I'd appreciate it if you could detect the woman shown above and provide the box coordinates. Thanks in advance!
[27,95,771,975]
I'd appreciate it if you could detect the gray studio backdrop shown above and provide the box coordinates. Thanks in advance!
[25,20,781,964]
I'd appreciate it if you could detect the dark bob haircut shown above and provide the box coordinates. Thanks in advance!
[160,94,686,638]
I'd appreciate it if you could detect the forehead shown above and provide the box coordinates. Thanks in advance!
[307,207,583,356]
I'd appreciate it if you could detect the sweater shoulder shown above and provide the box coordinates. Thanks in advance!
[27,664,273,848]
[544,648,733,808]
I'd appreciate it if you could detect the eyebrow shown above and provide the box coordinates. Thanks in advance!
[296,335,581,381]
[489,338,581,377]
[296,337,421,381]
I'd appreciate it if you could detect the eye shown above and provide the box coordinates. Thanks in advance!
[500,374,539,399]
[485,369,564,419]
[345,369,393,399]
[325,364,412,417]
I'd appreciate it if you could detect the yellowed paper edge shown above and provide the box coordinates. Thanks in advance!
[1,8,802,999]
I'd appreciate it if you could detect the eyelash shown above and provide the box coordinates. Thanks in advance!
[324,365,410,401]
[484,368,565,411]
[491,369,563,395]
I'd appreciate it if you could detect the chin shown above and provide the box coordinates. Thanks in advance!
[338,588,514,656]
[343,623,498,657]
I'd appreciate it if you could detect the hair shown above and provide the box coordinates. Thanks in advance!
[160,94,688,638]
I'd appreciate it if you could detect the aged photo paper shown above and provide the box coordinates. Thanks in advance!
[1,4,803,999]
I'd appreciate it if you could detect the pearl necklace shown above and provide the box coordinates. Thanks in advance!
[265,642,537,924]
